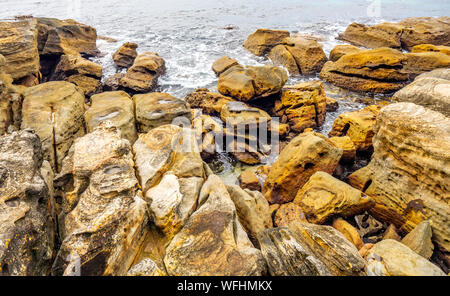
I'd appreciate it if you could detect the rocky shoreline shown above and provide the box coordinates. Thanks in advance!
[0,15,449,276]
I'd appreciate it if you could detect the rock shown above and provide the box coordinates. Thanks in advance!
[328,104,384,152]
[0,72,23,135]
[226,185,272,244]
[0,19,40,85]
[262,131,343,204]
[366,239,445,276]
[243,29,290,56]
[332,218,364,250]
[103,73,125,92]
[120,52,166,93]
[412,44,450,55]
[164,175,267,276]
[403,52,450,77]
[281,36,328,75]
[268,45,300,75]
[36,17,99,56]
[51,54,102,80]
[212,56,240,76]
[84,91,137,144]
[338,22,404,49]
[329,136,356,163]
[21,81,85,171]
[359,243,374,258]
[329,45,362,62]
[113,42,138,68]
[52,124,148,276]
[220,101,271,128]
[272,81,327,133]
[239,169,261,191]
[66,74,102,97]
[326,97,339,112]
[133,124,206,238]
[218,65,288,102]
[257,222,366,276]
[399,17,450,50]
[273,203,307,227]
[0,130,56,275]
[348,103,450,252]
[126,258,165,276]
[354,213,385,242]
[392,69,450,116]
[401,220,434,259]
[191,113,223,159]
[185,89,234,115]
[339,17,450,51]
[320,48,409,94]
[382,224,401,241]
[134,92,191,132]
[294,172,374,224]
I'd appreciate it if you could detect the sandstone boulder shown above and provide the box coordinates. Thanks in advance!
[212,56,240,76]
[36,17,99,56]
[262,131,342,204]
[320,48,409,94]
[329,45,362,62]
[0,72,23,135]
[243,29,290,56]
[113,42,138,68]
[220,101,271,128]
[134,92,191,132]
[84,91,137,144]
[52,124,148,276]
[0,130,56,275]
[258,222,366,276]
[0,19,40,86]
[120,52,166,93]
[403,51,450,77]
[51,54,102,80]
[191,113,223,159]
[392,69,450,116]
[348,103,450,252]
[164,175,267,276]
[226,185,272,244]
[366,239,445,276]
[268,44,300,75]
[328,104,384,152]
[329,136,356,163]
[332,218,364,250]
[382,224,401,241]
[103,73,125,92]
[126,258,165,276]
[272,81,326,133]
[185,88,234,115]
[218,65,288,101]
[21,81,85,171]
[412,44,450,55]
[401,220,434,259]
[294,172,374,224]
[238,169,261,191]
[273,202,307,227]
[338,22,404,49]
[66,74,102,97]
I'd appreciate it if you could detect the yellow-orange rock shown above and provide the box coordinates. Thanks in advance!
[185,88,234,115]
[212,56,239,76]
[273,202,307,227]
[113,42,138,68]
[294,172,374,224]
[329,45,362,62]
[329,136,356,163]
[272,81,327,133]
[262,131,343,204]
[328,104,384,152]
[243,29,290,56]
[348,103,450,252]
[332,218,364,250]
[411,44,450,55]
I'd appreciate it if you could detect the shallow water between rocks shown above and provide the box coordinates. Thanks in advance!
[1,0,449,184]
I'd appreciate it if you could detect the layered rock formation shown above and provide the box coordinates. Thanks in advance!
[211,56,239,76]
[113,42,138,68]
[243,29,290,56]
[258,222,366,276]
[218,65,288,102]
[84,91,137,144]
[120,52,166,93]
[262,131,343,204]
[392,68,450,116]
[0,130,56,275]
[185,88,234,115]
[52,124,148,276]
[268,36,328,75]
[272,81,327,133]
[164,175,267,276]
[339,17,450,50]
[348,103,450,252]
[320,48,409,94]
[21,81,85,171]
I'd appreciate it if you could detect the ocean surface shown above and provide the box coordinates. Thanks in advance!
[1,0,448,182]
